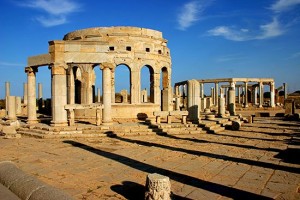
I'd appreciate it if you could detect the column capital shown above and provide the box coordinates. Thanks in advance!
[50,64,67,75]
[100,62,114,70]
[25,66,38,74]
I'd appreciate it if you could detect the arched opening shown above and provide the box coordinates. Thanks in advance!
[141,65,154,103]
[114,64,131,103]
[92,65,102,103]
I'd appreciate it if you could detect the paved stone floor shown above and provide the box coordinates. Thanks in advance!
[0,117,299,200]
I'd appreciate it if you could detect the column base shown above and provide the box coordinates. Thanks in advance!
[102,122,113,126]
[50,121,68,127]
[27,119,38,124]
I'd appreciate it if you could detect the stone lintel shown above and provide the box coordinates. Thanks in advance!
[27,54,51,67]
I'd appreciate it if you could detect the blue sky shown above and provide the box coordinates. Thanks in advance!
[0,0,299,98]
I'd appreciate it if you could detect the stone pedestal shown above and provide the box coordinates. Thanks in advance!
[145,173,171,200]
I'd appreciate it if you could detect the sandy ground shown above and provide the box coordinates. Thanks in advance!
[0,116,300,200]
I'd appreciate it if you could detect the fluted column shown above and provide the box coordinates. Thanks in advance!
[51,65,68,126]
[218,88,225,117]
[101,64,113,125]
[237,86,241,104]
[26,67,38,124]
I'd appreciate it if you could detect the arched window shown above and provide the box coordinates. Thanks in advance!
[115,64,131,103]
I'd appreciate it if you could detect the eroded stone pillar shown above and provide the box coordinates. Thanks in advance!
[215,82,219,107]
[218,88,225,117]
[145,173,171,200]
[253,86,258,105]
[101,64,113,125]
[259,82,264,108]
[237,86,241,104]
[131,69,141,104]
[51,65,68,126]
[175,85,180,111]
[283,83,288,99]
[211,87,215,105]
[270,82,275,107]
[200,83,204,98]
[228,82,236,116]
[111,69,115,103]
[67,67,75,104]
[120,89,128,103]
[26,67,38,124]
[187,80,200,122]
[141,89,147,103]
[7,96,16,120]
[244,82,248,107]
[5,82,10,118]
[15,96,22,115]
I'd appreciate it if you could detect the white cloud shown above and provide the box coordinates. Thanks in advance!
[177,0,212,30]
[19,0,81,27]
[207,18,285,41]
[256,18,284,39]
[271,0,300,12]
[207,26,251,41]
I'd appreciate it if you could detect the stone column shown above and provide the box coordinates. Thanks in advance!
[154,73,161,106]
[215,82,219,107]
[200,83,204,98]
[15,96,22,115]
[259,82,264,108]
[5,82,10,118]
[283,83,288,99]
[254,86,258,105]
[237,86,241,104]
[7,96,17,120]
[187,80,200,122]
[26,67,38,124]
[218,88,225,117]
[101,64,113,125]
[244,82,248,107]
[38,83,43,112]
[67,67,75,104]
[175,85,180,110]
[23,83,28,104]
[120,89,128,103]
[111,69,115,103]
[51,65,68,126]
[228,82,236,116]
[97,88,101,103]
[270,82,275,107]
[131,69,141,104]
[211,87,215,105]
